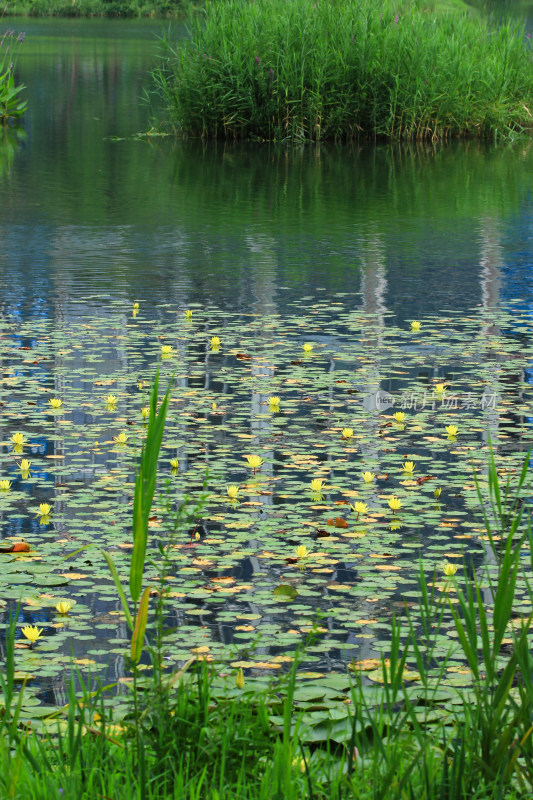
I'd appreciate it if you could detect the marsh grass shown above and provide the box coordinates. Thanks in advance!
[153,0,533,141]
[1,447,533,798]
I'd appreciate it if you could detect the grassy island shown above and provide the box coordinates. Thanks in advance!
[153,0,533,140]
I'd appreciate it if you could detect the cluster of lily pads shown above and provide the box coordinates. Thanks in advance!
[0,296,531,723]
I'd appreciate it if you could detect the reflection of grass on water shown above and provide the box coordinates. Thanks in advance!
[0,127,25,178]
[153,0,533,141]
[2,449,533,799]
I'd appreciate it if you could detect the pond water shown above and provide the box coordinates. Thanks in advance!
[0,15,533,722]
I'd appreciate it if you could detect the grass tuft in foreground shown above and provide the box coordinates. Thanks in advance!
[153,0,533,141]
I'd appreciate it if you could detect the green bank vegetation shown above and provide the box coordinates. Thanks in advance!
[1,0,183,16]
[0,27,26,124]
[2,370,533,798]
[153,0,533,141]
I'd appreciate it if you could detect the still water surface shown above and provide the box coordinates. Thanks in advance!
[0,17,533,707]
[0,17,533,321]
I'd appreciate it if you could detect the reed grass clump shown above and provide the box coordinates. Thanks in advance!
[153,0,533,141]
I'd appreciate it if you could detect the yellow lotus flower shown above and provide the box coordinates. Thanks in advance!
[113,432,128,445]
[235,668,245,689]
[141,406,150,419]
[310,478,325,493]
[210,336,221,349]
[161,345,173,356]
[194,531,201,541]
[227,485,239,500]
[402,461,415,475]
[11,433,25,447]
[434,487,442,500]
[295,545,310,559]
[37,503,51,516]
[351,501,368,517]
[434,383,446,394]
[362,471,375,484]
[393,412,405,423]
[341,428,353,439]
[302,342,314,353]
[410,321,421,332]
[104,394,117,406]
[0,480,11,491]
[138,381,145,390]
[268,396,280,407]
[21,625,43,644]
[212,402,217,412]
[169,459,179,469]
[49,398,63,409]
[18,459,31,473]
[185,309,193,320]
[245,455,263,472]
[445,425,458,437]
[55,600,74,615]
[133,302,139,310]
[388,497,402,512]
[443,562,458,577]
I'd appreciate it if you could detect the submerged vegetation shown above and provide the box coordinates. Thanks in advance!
[153,0,533,141]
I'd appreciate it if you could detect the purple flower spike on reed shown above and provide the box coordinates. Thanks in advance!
[395,14,399,23]
[17,32,25,43]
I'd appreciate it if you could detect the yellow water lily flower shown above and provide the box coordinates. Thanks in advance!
[245,455,263,472]
[227,485,239,500]
[0,480,11,491]
[434,487,442,500]
[21,625,43,644]
[445,425,458,437]
[169,459,179,469]
[351,501,368,517]
[341,428,353,439]
[113,432,128,445]
[434,383,446,394]
[37,503,51,516]
[388,497,402,512]
[18,459,31,472]
[141,406,150,419]
[55,600,74,615]
[302,342,314,353]
[185,309,193,320]
[295,545,310,559]
[310,478,325,493]
[161,345,173,356]
[11,432,25,448]
[210,336,221,349]
[235,668,245,689]
[104,394,117,406]
[268,396,280,407]
[133,302,139,310]
[212,402,217,411]
[362,471,375,483]
[393,412,405,423]
[410,321,421,332]
[402,461,415,475]
[49,398,63,409]
[443,562,458,577]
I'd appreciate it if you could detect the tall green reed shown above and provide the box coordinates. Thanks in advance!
[153,0,533,141]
